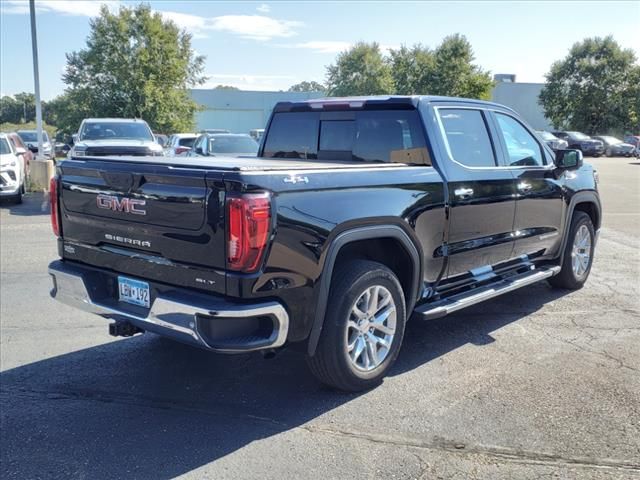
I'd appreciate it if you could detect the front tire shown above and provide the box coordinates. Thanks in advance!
[307,260,406,392]
[549,211,595,290]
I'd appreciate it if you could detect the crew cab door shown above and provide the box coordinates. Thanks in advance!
[490,112,565,259]
[433,106,516,277]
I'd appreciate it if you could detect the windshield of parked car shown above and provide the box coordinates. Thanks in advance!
[567,131,590,140]
[79,122,153,141]
[17,131,49,143]
[599,136,622,145]
[537,131,557,141]
[0,138,11,155]
[208,136,258,154]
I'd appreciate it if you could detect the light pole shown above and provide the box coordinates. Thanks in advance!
[29,0,44,160]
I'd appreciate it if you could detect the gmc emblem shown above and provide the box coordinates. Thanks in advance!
[96,194,146,215]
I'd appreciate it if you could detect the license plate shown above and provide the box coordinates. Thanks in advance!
[118,276,150,308]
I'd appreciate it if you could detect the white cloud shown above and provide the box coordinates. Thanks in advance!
[208,15,302,41]
[280,41,398,55]
[141,11,304,41]
[2,0,120,17]
[257,4,270,13]
[202,73,297,91]
[291,41,353,54]
[2,3,302,42]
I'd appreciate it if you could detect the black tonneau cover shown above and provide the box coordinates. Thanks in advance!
[68,155,409,171]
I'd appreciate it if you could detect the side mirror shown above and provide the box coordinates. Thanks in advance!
[195,147,204,155]
[555,149,583,170]
[71,134,78,146]
[15,147,27,156]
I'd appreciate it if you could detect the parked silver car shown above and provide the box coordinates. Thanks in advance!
[188,133,259,158]
[69,118,163,157]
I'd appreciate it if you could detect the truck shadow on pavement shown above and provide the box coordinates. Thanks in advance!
[0,283,569,479]
[0,192,49,216]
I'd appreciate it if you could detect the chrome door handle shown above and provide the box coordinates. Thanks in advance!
[454,187,474,198]
[517,182,532,192]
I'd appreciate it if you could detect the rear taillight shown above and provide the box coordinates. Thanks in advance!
[227,193,271,272]
[50,176,61,237]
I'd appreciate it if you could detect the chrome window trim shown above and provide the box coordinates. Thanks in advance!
[434,105,556,172]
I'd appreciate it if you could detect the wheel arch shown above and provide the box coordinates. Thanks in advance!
[307,225,422,356]
[558,191,602,263]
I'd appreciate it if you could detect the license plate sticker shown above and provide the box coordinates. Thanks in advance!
[118,276,150,308]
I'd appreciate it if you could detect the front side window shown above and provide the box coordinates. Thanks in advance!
[495,113,544,167]
[438,109,496,167]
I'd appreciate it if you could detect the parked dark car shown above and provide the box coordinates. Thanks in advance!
[188,133,259,157]
[592,136,636,157]
[536,131,568,151]
[552,131,604,157]
[48,96,601,391]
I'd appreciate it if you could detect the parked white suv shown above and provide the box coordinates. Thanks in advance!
[0,133,28,203]
[69,118,163,158]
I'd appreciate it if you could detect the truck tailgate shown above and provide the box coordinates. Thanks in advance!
[58,159,227,294]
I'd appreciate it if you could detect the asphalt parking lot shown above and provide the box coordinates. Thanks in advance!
[1,157,639,479]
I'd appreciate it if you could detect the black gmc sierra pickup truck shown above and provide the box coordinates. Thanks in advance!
[48,96,601,391]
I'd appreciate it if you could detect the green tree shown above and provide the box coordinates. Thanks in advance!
[388,44,434,95]
[540,36,640,134]
[63,4,206,133]
[288,81,326,93]
[0,96,22,123]
[0,93,37,123]
[326,42,393,96]
[428,34,493,99]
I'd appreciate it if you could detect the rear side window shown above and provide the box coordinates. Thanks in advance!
[438,109,496,167]
[263,112,319,159]
[263,110,429,164]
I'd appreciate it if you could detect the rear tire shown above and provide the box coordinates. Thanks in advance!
[307,260,406,392]
[549,211,595,290]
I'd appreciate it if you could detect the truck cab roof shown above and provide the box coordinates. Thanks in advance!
[273,95,515,113]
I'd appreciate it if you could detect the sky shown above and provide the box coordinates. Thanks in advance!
[1,0,639,100]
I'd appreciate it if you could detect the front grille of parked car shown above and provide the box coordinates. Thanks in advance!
[85,146,150,156]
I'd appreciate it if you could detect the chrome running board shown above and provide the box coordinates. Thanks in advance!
[414,266,561,320]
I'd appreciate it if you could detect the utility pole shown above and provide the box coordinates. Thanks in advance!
[29,0,44,160]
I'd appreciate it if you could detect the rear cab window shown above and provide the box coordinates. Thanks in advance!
[437,108,496,167]
[262,109,430,165]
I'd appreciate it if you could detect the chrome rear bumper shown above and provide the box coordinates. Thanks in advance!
[48,260,289,353]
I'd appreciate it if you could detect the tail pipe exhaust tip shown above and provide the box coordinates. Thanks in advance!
[109,322,143,338]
